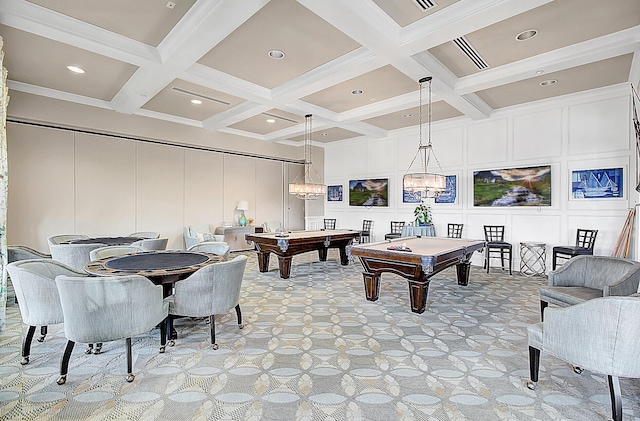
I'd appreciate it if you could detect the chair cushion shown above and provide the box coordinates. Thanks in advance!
[487,241,512,249]
[553,246,592,255]
[539,286,603,307]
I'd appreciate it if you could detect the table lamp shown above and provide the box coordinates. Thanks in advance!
[237,200,249,226]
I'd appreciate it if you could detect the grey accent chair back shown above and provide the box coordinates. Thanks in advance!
[54,275,169,384]
[262,221,283,233]
[187,242,231,261]
[539,255,640,321]
[129,231,160,239]
[6,259,88,365]
[48,242,103,272]
[167,255,247,350]
[8,245,51,262]
[47,234,89,245]
[130,237,168,251]
[90,245,145,261]
[527,296,640,421]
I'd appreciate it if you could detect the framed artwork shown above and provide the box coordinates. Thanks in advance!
[349,178,388,206]
[327,185,343,201]
[435,175,457,204]
[403,175,457,204]
[473,165,551,207]
[571,167,623,199]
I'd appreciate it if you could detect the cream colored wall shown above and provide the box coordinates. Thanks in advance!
[6,92,311,252]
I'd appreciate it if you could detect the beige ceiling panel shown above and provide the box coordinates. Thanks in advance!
[290,127,363,144]
[197,0,360,89]
[372,0,460,28]
[476,54,633,110]
[1,24,137,101]
[364,101,462,131]
[430,0,640,77]
[26,0,196,47]
[301,65,416,113]
[142,79,244,121]
[230,109,303,135]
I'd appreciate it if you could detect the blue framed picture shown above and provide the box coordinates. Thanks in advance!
[403,175,457,203]
[435,175,457,204]
[571,168,623,199]
[327,185,343,201]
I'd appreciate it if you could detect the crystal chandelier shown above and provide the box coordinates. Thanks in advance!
[288,114,327,200]
[403,76,446,198]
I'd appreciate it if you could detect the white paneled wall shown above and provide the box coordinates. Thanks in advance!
[324,84,638,272]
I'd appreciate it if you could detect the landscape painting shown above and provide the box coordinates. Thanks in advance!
[327,185,343,202]
[473,165,551,207]
[571,168,623,199]
[349,178,388,207]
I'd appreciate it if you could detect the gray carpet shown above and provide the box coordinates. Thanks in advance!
[1,250,639,420]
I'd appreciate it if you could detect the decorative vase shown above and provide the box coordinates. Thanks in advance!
[239,212,248,227]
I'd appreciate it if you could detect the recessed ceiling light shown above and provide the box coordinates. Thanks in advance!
[540,79,557,86]
[190,99,202,105]
[66,65,85,74]
[268,49,285,59]
[352,89,363,95]
[266,119,276,123]
[402,113,412,118]
[535,69,545,75]
[320,133,328,136]
[516,29,538,41]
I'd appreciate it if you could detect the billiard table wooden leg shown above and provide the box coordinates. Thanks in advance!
[277,256,293,279]
[408,280,429,314]
[256,252,270,272]
[318,248,328,261]
[363,273,380,302]
[456,262,471,286]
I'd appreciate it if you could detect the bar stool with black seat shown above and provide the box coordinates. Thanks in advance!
[323,219,336,230]
[447,223,464,238]
[385,221,405,240]
[357,220,373,243]
[484,225,512,275]
[552,228,598,270]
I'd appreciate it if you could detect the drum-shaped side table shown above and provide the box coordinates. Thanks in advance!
[519,242,546,277]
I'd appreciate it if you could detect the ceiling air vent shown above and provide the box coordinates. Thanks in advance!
[411,0,437,12]
[171,86,231,105]
[262,112,300,124]
[452,36,489,70]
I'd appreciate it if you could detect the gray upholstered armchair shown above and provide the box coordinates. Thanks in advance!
[527,296,640,421]
[130,237,168,251]
[184,225,224,249]
[90,245,144,261]
[539,255,640,320]
[8,245,51,262]
[129,231,160,239]
[6,259,88,365]
[48,239,103,272]
[167,255,247,350]
[187,242,230,261]
[55,275,169,384]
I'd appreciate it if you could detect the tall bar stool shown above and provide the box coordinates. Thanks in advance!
[385,221,405,240]
[357,220,373,243]
[483,225,512,275]
[447,223,464,238]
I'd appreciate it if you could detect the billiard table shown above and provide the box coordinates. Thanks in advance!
[348,236,485,313]
[245,229,360,279]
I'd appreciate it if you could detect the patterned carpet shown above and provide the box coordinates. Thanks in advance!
[1,250,639,421]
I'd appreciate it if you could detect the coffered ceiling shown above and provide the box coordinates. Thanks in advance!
[1,0,638,146]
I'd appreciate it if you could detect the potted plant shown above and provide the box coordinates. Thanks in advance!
[414,201,432,226]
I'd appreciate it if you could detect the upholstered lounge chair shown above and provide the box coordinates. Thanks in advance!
[6,259,88,364]
[55,274,169,384]
[539,255,640,321]
[527,296,640,421]
[184,225,224,249]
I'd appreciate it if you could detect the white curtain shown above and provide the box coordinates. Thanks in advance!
[0,36,8,333]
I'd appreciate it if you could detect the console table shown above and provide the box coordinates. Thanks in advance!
[214,226,263,252]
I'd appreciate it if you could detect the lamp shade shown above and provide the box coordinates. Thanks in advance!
[237,200,249,211]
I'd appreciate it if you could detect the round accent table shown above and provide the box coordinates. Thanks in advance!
[519,242,546,277]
